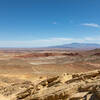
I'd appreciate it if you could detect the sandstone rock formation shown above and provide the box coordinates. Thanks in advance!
[1,70,100,100]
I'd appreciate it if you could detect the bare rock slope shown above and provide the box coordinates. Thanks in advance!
[1,70,100,100]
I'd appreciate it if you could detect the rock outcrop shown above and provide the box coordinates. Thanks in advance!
[1,70,100,100]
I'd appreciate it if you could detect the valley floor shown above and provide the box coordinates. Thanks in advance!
[0,49,100,100]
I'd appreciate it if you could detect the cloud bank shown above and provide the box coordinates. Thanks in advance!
[0,37,100,47]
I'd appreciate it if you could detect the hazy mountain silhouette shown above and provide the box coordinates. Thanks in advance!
[48,43,100,50]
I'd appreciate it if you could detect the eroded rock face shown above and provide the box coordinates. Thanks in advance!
[1,70,100,100]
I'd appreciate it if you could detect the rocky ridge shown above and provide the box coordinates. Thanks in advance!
[0,70,100,100]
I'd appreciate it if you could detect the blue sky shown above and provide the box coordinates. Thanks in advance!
[0,0,100,47]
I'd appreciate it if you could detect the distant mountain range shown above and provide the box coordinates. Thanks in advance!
[48,43,100,50]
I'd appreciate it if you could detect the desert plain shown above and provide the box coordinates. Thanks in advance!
[0,48,100,100]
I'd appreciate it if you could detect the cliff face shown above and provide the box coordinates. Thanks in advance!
[0,70,100,100]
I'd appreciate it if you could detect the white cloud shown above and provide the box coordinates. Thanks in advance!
[52,22,57,24]
[81,23,100,28]
[0,38,72,47]
[84,37,94,41]
[0,37,100,47]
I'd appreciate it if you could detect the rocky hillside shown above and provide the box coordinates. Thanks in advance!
[0,70,100,100]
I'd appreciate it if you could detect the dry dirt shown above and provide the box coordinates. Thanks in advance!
[0,48,100,100]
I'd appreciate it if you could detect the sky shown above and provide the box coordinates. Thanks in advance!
[0,0,100,47]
